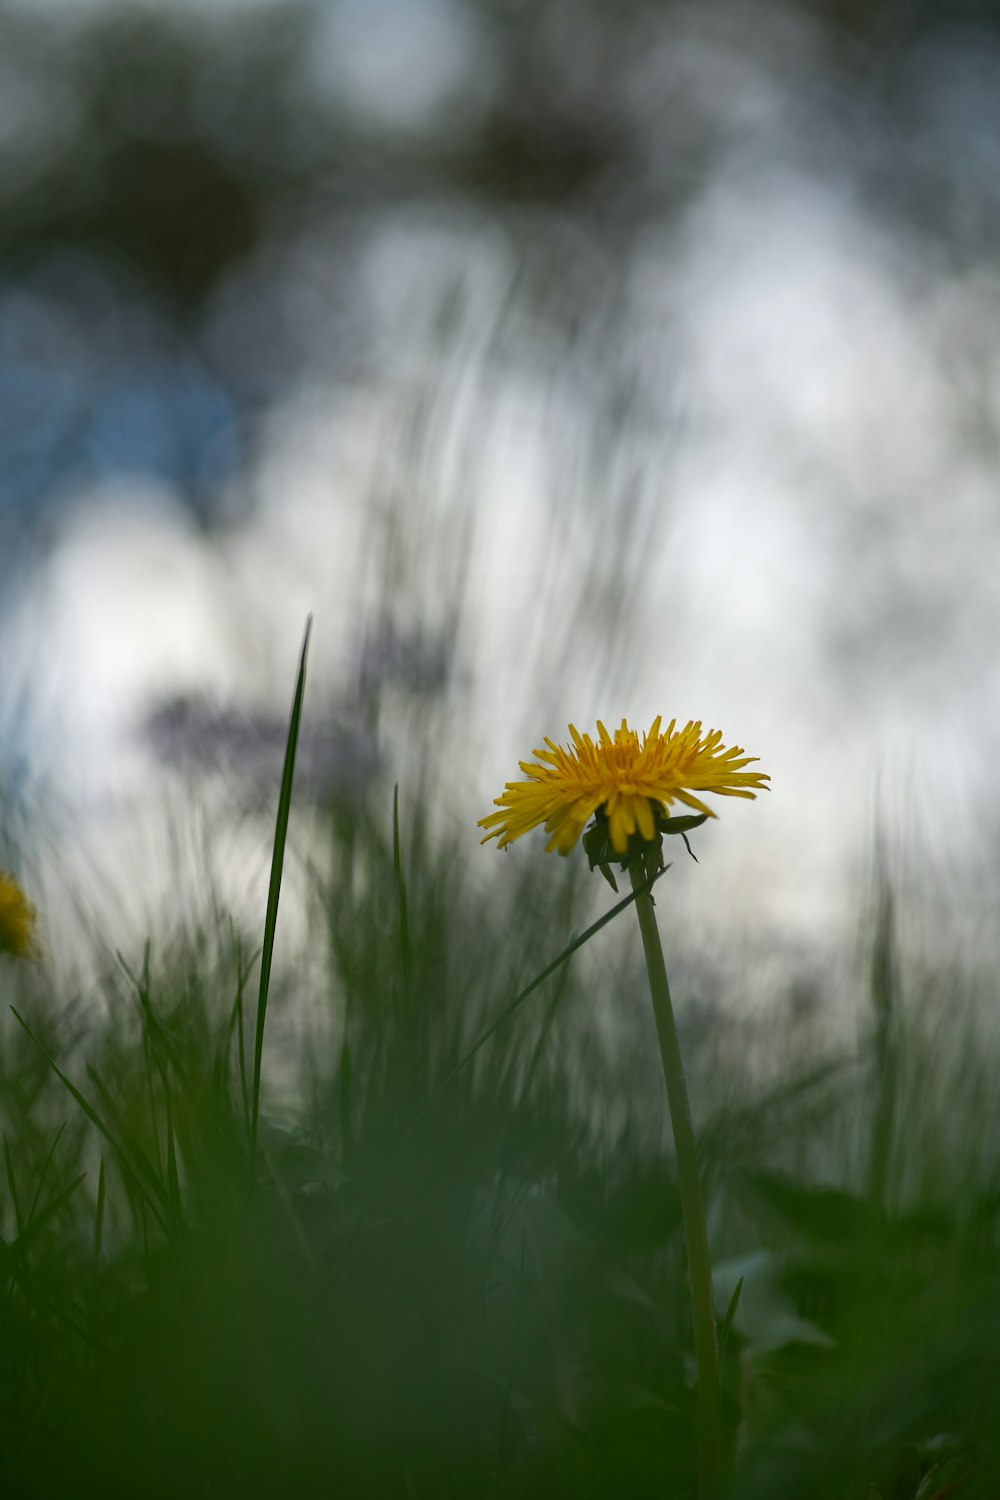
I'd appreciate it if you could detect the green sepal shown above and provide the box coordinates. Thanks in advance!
[582,809,709,877]
[656,814,710,837]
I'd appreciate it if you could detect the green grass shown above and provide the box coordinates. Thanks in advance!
[0,649,997,1498]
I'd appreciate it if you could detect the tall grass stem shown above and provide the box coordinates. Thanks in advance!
[628,858,721,1492]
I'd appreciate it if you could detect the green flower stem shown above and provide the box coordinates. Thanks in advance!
[629,858,721,1492]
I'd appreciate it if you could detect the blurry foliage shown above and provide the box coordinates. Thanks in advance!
[0,789,997,1498]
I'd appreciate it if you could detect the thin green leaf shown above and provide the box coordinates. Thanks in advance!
[250,615,312,1178]
[392,784,413,1023]
[717,1275,744,1380]
[9,1172,88,1269]
[25,1123,68,1239]
[86,1066,170,1218]
[339,1041,353,1171]
[226,924,259,1146]
[93,1157,106,1267]
[3,1135,22,1239]
[412,860,668,1126]
[11,1008,168,1236]
[164,1088,182,1234]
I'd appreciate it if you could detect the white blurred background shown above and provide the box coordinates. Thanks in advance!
[1,0,998,1010]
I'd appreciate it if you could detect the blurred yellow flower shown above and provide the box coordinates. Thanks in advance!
[0,872,39,959]
[479,716,769,858]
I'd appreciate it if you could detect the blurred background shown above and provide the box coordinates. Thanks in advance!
[1,0,999,1017]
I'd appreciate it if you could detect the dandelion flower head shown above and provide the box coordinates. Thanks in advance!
[479,716,769,858]
[0,872,38,959]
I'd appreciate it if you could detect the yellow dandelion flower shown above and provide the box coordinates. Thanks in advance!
[479,715,769,858]
[0,872,39,959]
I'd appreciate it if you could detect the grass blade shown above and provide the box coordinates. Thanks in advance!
[717,1275,744,1381]
[93,1157,106,1267]
[11,1008,169,1235]
[11,1173,87,1262]
[3,1135,22,1241]
[413,860,668,1125]
[392,784,413,1023]
[250,615,312,1177]
[228,929,258,1144]
[26,1122,67,1227]
[85,1065,169,1216]
[339,1041,353,1171]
